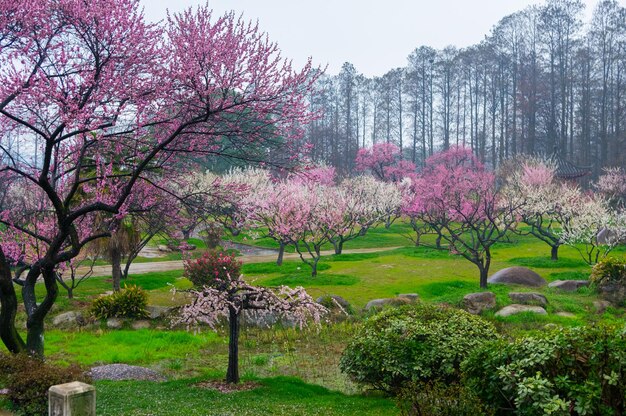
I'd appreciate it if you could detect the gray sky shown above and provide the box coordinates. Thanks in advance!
[140,0,600,77]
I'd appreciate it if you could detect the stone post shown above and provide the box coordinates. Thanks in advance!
[48,381,96,416]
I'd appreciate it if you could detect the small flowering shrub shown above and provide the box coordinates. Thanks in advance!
[184,250,242,289]
[90,285,149,320]
[590,257,626,287]
[463,326,626,415]
[340,303,498,393]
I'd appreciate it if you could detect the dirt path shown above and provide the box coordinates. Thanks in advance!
[80,246,402,277]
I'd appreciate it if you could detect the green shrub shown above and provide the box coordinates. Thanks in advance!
[396,381,493,416]
[184,250,242,289]
[463,325,626,415]
[339,303,499,393]
[0,353,90,416]
[590,257,626,286]
[90,284,148,320]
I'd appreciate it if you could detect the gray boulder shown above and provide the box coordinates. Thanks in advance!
[462,292,496,315]
[556,312,576,318]
[508,292,548,307]
[146,305,174,320]
[316,295,350,310]
[52,311,85,328]
[106,318,123,329]
[593,300,612,314]
[364,296,415,311]
[398,293,420,302]
[90,364,165,382]
[548,280,589,292]
[495,304,547,317]
[597,284,626,304]
[131,320,151,330]
[488,267,547,287]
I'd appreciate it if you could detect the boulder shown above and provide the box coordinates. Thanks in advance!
[316,295,350,310]
[508,292,548,307]
[241,310,299,328]
[596,284,626,304]
[548,280,589,292]
[593,300,612,314]
[157,245,170,252]
[364,296,415,311]
[488,267,547,287]
[52,311,85,328]
[89,364,166,382]
[462,292,496,315]
[397,293,420,302]
[495,304,547,317]
[106,318,123,329]
[131,320,151,330]
[146,305,174,320]
[555,312,576,318]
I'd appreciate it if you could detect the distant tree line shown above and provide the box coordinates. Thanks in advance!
[306,0,626,177]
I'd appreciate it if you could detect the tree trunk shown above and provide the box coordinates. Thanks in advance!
[551,245,559,261]
[25,267,58,357]
[479,265,488,289]
[0,250,26,353]
[334,239,344,255]
[435,233,442,249]
[311,257,320,277]
[111,247,122,292]
[276,242,285,266]
[226,306,240,384]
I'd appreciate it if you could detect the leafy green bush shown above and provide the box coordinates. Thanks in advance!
[184,250,242,289]
[339,303,499,393]
[396,381,493,416]
[463,325,626,415]
[0,353,90,416]
[90,284,148,320]
[590,257,626,286]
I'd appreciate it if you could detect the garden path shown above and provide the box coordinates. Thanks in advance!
[79,246,401,277]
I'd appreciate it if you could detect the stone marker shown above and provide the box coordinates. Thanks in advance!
[49,381,95,416]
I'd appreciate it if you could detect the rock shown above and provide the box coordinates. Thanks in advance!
[241,310,298,328]
[462,292,496,315]
[593,300,612,314]
[316,295,350,310]
[597,284,626,304]
[397,293,420,302]
[495,304,547,317]
[0,388,8,395]
[364,297,411,311]
[488,267,547,287]
[146,305,174,320]
[597,228,625,245]
[508,292,548,307]
[556,312,576,318]
[157,245,170,252]
[89,364,166,382]
[131,320,151,330]
[548,280,590,292]
[52,311,85,327]
[106,318,123,329]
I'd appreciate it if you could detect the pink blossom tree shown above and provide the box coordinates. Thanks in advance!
[404,147,518,288]
[176,254,327,384]
[0,1,318,356]
[596,167,626,210]
[355,143,416,182]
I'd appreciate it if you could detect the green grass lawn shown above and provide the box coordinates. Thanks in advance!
[3,220,626,415]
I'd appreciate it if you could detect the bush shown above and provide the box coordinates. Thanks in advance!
[590,257,626,286]
[90,284,148,320]
[0,353,90,416]
[184,250,242,289]
[463,325,626,415]
[339,303,498,393]
[397,381,493,416]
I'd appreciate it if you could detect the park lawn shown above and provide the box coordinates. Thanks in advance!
[96,376,397,416]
